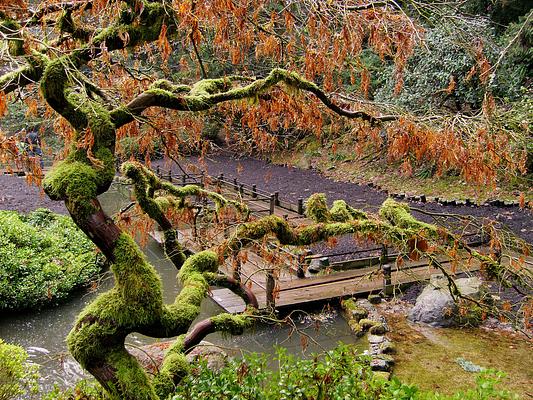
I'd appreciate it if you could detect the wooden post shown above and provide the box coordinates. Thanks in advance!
[383,264,393,297]
[266,269,275,310]
[252,184,257,198]
[297,198,304,215]
[233,178,238,191]
[274,191,280,206]
[156,165,160,177]
[182,174,186,186]
[239,184,244,196]
[269,194,275,215]
[380,244,388,266]
[200,171,205,188]
[167,170,172,183]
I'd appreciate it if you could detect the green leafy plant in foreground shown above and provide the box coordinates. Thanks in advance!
[171,345,518,400]
[0,208,102,311]
[0,339,39,400]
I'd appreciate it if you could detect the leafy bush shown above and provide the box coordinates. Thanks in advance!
[374,24,494,113]
[42,381,106,400]
[0,209,102,311]
[0,339,39,400]
[171,345,517,400]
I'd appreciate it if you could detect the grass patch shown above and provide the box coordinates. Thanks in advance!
[385,313,532,397]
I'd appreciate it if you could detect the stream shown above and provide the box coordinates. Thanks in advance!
[0,181,365,392]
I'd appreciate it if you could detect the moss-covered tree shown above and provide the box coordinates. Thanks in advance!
[0,1,530,399]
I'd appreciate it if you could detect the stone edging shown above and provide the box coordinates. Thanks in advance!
[341,296,395,380]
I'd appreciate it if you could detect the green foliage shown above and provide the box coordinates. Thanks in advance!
[374,25,492,113]
[0,209,102,311]
[171,345,517,400]
[0,339,39,400]
[42,380,106,400]
[496,11,533,100]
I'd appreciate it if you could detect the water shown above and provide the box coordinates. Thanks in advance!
[0,182,365,392]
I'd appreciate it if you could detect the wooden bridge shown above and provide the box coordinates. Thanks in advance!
[150,167,505,313]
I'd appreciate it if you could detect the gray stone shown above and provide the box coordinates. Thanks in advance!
[408,275,484,327]
[308,257,330,273]
[368,334,385,344]
[186,342,228,372]
[370,355,394,372]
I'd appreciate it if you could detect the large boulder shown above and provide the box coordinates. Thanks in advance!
[408,275,483,327]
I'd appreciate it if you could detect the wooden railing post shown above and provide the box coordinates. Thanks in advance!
[297,198,304,215]
[167,170,172,183]
[383,264,393,297]
[156,165,160,177]
[239,184,244,196]
[252,184,257,198]
[269,194,275,215]
[380,244,388,266]
[274,191,280,206]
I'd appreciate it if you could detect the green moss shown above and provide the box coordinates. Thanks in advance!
[0,209,101,311]
[43,160,98,217]
[379,198,437,236]
[305,193,330,222]
[211,313,252,335]
[359,319,379,330]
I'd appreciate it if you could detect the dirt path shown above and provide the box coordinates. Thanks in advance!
[0,174,67,214]
[155,154,533,244]
[1,154,531,244]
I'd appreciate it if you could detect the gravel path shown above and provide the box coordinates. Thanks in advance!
[1,154,531,245]
[0,174,67,214]
[155,154,533,245]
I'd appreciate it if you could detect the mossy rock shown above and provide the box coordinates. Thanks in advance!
[342,299,369,322]
[380,341,396,354]
[369,324,387,335]
[373,371,392,381]
[368,294,382,304]
[359,319,379,330]
[348,320,365,337]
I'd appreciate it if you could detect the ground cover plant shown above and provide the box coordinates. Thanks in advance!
[0,339,39,400]
[170,345,520,400]
[0,208,101,311]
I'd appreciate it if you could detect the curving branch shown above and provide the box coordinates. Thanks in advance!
[110,68,398,128]
[204,273,259,309]
[121,161,250,268]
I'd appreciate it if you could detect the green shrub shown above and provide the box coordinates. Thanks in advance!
[171,345,517,400]
[0,209,103,311]
[43,381,106,400]
[0,339,39,400]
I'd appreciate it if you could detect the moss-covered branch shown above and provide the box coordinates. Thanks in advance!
[110,68,397,128]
